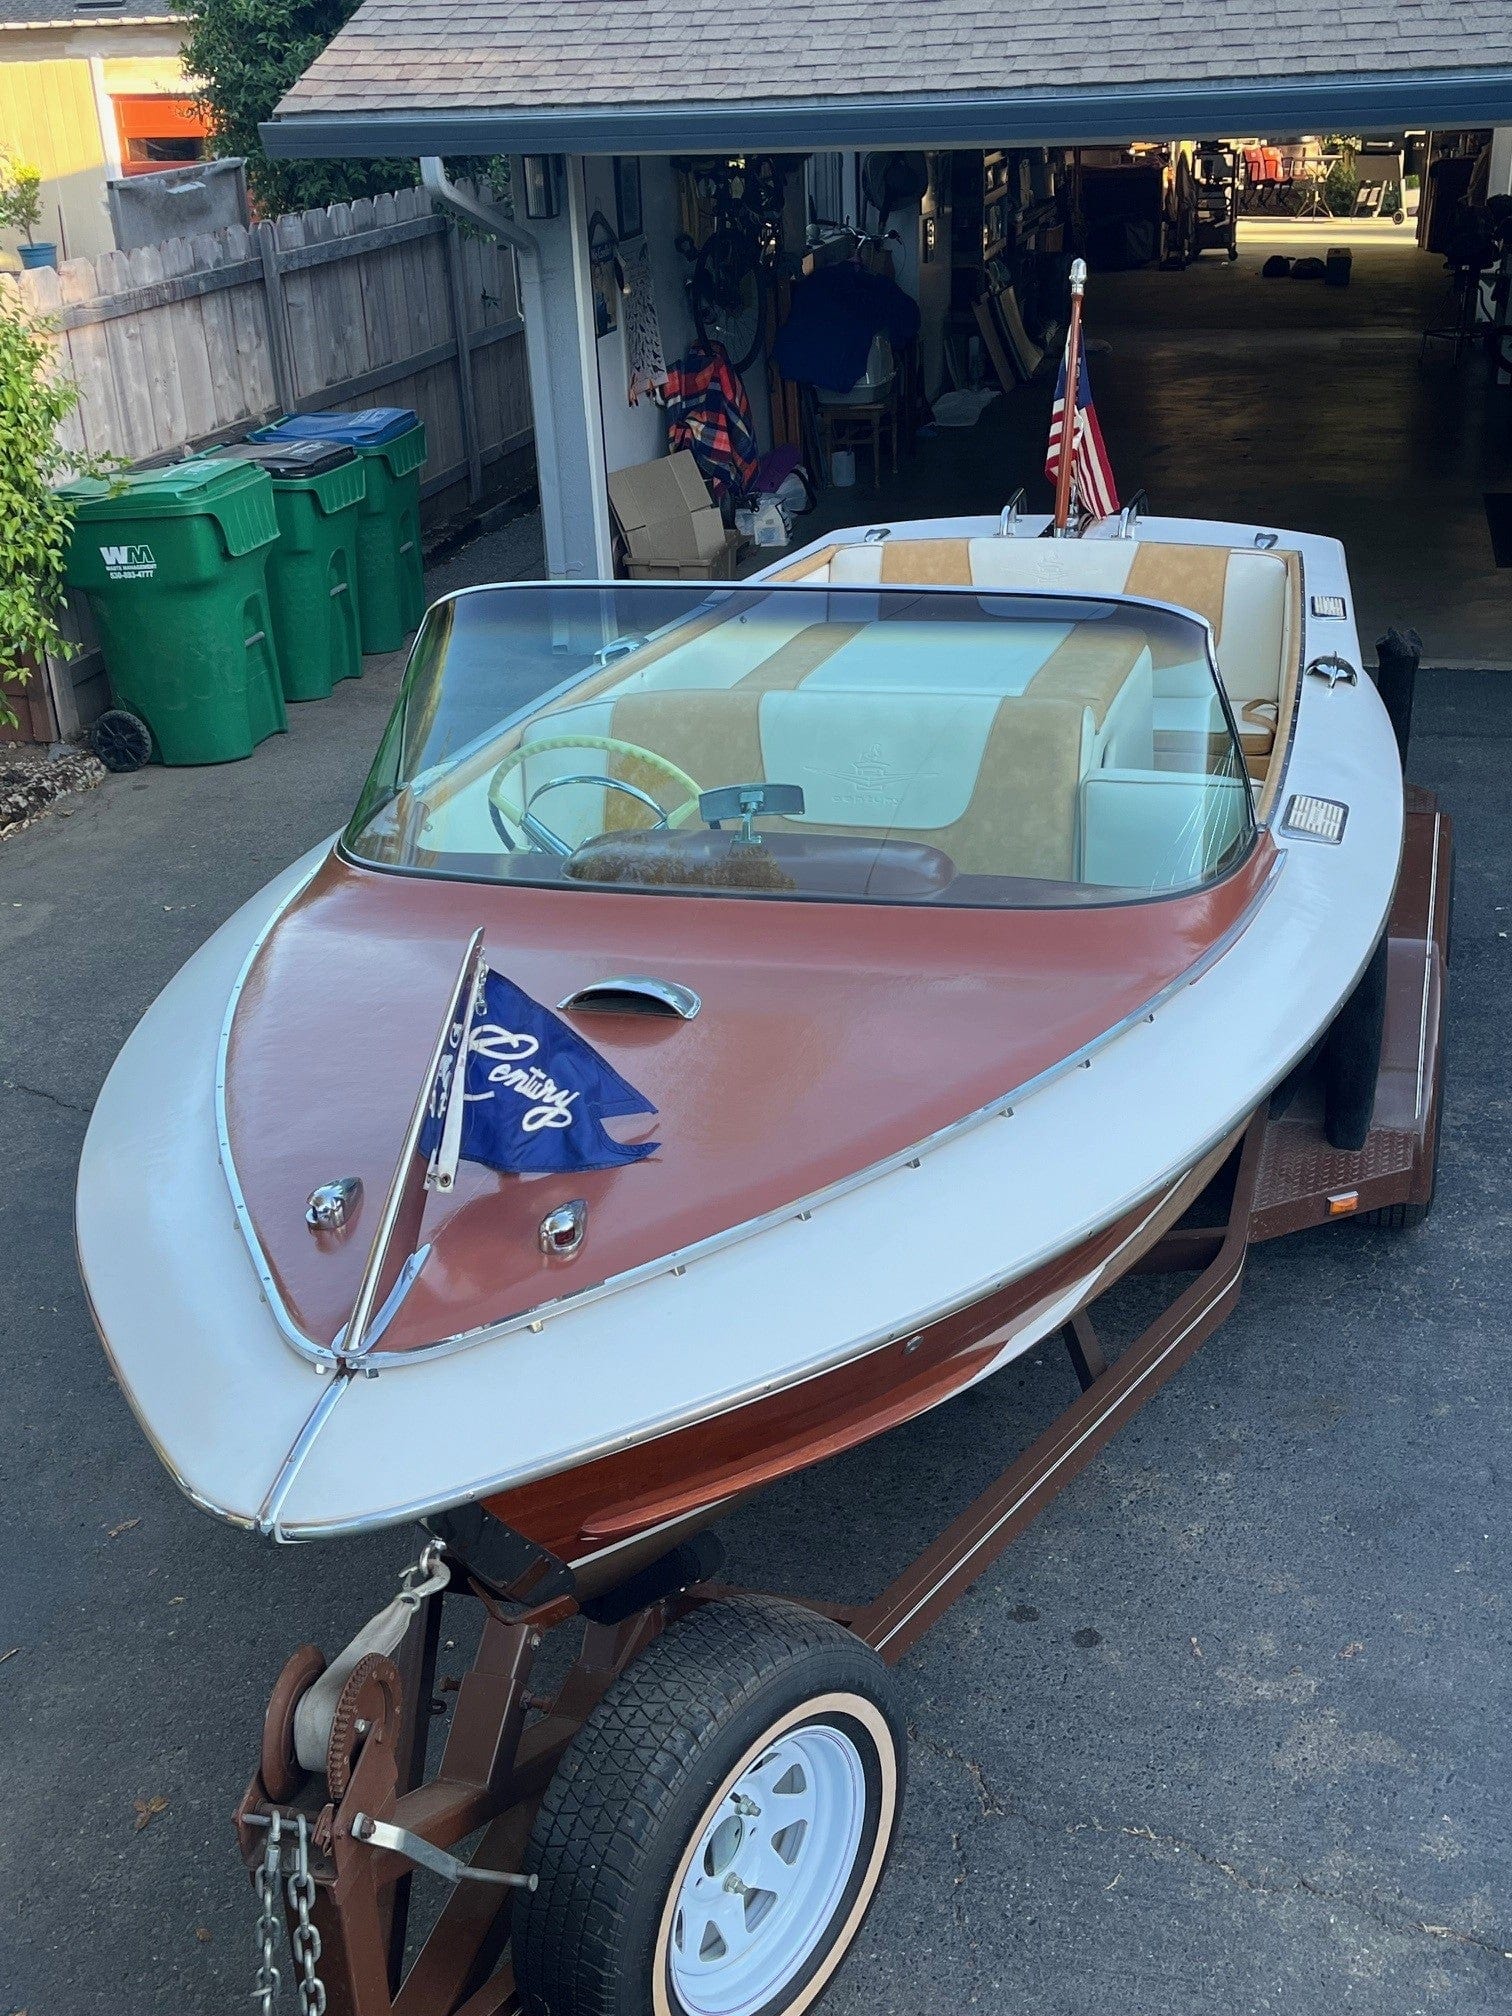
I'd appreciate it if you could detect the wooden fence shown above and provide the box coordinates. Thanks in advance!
[7,181,535,737]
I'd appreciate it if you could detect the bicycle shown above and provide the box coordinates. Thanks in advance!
[674,157,790,373]
[807,217,903,269]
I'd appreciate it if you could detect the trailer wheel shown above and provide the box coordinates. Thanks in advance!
[514,1595,905,2016]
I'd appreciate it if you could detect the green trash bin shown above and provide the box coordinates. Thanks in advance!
[60,460,286,765]
[252,409,427,654]
[207,440,365,701]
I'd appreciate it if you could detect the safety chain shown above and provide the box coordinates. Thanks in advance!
[249,1812,327,2014]
[286,1815,328,2016]
[247,1544,444,2011]
[251,1809,284,2014]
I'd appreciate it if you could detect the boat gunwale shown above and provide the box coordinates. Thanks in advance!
[266,1142,1235,1542]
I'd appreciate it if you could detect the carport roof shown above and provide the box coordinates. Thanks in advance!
[0,0,176,23]
[263,0,1512,158]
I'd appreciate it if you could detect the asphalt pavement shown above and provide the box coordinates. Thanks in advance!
[1,522,1508,2015]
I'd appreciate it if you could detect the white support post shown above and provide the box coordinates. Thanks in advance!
[420,156,612,580]
[531,157,613,578]
[89,58,124,183]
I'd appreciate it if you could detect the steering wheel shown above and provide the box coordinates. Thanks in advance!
[488,736,703,856]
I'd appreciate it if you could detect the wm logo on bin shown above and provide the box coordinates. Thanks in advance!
[100,543,157,580]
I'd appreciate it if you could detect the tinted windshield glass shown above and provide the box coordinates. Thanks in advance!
[346,582,1254,907]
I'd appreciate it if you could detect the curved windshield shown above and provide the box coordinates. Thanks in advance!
[346,581,1254,907]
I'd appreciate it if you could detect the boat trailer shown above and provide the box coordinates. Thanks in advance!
[235,785,1450,2016]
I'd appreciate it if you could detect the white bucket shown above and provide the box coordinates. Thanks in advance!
[832,448,856,488]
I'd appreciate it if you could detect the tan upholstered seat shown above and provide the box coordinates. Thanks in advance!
[476,535,1298,875]
[581,686,1094,880]
[776,536,1295,701]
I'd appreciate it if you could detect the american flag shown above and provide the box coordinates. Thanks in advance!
[1045,344,1119,519]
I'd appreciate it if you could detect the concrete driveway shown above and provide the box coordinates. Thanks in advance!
[1,522,1508,2015]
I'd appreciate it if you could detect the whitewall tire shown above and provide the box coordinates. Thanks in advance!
[514,1596,905,2016]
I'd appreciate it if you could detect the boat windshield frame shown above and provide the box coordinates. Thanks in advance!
[340,578,1260,912]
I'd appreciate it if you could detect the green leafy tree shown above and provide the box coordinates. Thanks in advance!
[0,289,92,726]
[172,0,416,215]
[0,151,44,243]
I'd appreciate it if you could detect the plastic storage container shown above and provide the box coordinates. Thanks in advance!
[59,460,285,765]
[208,440,365,701]
[252,408,427,654]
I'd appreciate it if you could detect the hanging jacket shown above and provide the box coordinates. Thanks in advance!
[772,264,921,393]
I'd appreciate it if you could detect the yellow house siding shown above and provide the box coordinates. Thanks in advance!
[0,57,110,260]
[100,54,192,95]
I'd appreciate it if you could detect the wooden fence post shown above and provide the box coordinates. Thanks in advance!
[443,218,484,503]
[256,219,298,414]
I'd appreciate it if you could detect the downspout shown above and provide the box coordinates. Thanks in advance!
[419,157,573,574]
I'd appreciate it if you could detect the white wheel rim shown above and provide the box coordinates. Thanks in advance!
[668,1722,868,2016]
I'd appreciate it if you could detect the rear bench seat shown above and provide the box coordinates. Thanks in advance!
[777,535,1298,785]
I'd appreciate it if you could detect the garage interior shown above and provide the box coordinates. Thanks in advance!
[606,132,1512,670]
[783,153,1512,668]
[393,129,1512,671]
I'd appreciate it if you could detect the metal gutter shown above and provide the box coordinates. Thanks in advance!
[417,157,604,580]
[263,66,1512,159]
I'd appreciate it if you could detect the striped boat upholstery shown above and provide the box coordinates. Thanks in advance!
[595,687,1095,878]
[776,535,1298,710]
[488,535,1295,876]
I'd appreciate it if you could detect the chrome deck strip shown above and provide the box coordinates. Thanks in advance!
[255,1372,353,1541]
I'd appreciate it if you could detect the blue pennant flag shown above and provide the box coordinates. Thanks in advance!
[420,968,658,1177]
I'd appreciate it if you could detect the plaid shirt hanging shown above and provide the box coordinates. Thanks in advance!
[663,343,760,506]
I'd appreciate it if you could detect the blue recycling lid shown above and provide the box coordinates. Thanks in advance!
[252,406,419,447]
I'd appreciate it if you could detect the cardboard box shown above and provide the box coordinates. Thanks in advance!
[624,531,742,581]
[608,451,730,576]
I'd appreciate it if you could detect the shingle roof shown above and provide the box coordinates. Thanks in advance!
[275,0,1512,121]
[0,0,176,25]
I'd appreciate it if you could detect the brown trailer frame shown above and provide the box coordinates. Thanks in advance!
[234,788,1450,2016]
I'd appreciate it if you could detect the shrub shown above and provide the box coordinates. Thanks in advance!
[1324,137,1360,220]
[0,288,85,726]
[0,152,44,243]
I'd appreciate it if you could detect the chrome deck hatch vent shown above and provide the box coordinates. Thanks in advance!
[1304,652,1358,689]
[559,976,700,1021]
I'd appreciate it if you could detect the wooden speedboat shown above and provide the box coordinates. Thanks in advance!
[80,510,1411,1571]
[78,506,1452,2016]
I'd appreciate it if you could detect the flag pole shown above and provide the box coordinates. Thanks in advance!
[1052,257,1088,536]
[337,926,485,1361]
